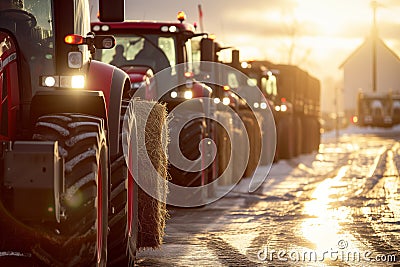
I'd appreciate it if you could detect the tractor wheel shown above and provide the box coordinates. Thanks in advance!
[169,118,204,187]
[293,116,302,157]
[169,116,208,206]
[277,118,294,160]
[107,100,138,267]
[32,113,108,266]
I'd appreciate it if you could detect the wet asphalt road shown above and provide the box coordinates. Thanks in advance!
[137,127,400,267]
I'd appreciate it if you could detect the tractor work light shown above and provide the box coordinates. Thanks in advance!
[160,25,179,33]
[92,25,101,32]
[41,75,85,89]
[280,104,288,112]
[68,51,83,69]
[275,105,281,112]
[213,98,221,104]
[253,102,260,109]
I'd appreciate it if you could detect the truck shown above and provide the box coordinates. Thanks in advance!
[356,90,393,127]
[0,0,168,266]
[91,13,216,206]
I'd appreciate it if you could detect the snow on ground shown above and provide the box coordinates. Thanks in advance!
[322,124,400,141]
[230,123,400,198]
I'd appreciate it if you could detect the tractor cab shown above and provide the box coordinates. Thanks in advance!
[0,0,119,140]
[91,12,212,106]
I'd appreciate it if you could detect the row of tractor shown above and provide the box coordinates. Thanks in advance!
[91,13,321,198]
[0,0,320,265]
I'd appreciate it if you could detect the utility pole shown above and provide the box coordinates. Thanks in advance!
[198,4,204,32]
[371,0,379,93]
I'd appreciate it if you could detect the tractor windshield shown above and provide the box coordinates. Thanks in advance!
[97,34,176,74]
[0,0,55,91]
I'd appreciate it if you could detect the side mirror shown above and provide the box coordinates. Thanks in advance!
[94,35,116,49]
[99,0,124,22]
[200,38,214,62]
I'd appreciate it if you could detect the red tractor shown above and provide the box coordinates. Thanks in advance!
[0,0,167,266]
[91,14,216,206]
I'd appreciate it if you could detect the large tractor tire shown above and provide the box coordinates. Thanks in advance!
[169,117,204,187]
[277,117,294,160]
[168,114,208,206]
[107,99,138,267]
[313,118,321,152]
[301,117,313,154]
[32,113,108,266]
[293,116,302,157]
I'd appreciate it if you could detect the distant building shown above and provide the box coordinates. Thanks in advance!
[339,37,400,119]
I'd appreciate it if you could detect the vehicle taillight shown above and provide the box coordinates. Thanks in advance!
[64,34,84,45]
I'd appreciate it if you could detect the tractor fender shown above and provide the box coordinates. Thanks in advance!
[30,90,108,127]
[87,60,130,157]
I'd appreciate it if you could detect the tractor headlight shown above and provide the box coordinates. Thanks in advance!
[70,75,85,88]
[184,90,193,99]
[131,81,146,90]
[280,104,287,112]
[275,105,281,112]
[260,102,267,109]
[222,97,230,106]
[253,102,260,109]
[365,115,372,123]
[43,76,57,87]
[41,75,85,89]
[170,91,178,98]
[213,98,221,104]
[384,116,392,124]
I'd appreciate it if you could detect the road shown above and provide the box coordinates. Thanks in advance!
[136,126,400,266]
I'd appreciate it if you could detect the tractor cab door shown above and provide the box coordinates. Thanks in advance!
[0,32,19,140]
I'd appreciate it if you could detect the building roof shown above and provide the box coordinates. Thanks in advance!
[339,36,400,69]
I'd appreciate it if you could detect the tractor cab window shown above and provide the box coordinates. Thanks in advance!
[227,72,239,89]
[261,72,277,100]
[0,0,55,93]
[73,0,90,64]
[98,34,176,74]
[189,36,202,75]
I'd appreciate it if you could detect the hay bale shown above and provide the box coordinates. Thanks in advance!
[130,99,169,249]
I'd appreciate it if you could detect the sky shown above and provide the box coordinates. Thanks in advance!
[97,0,400,112]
